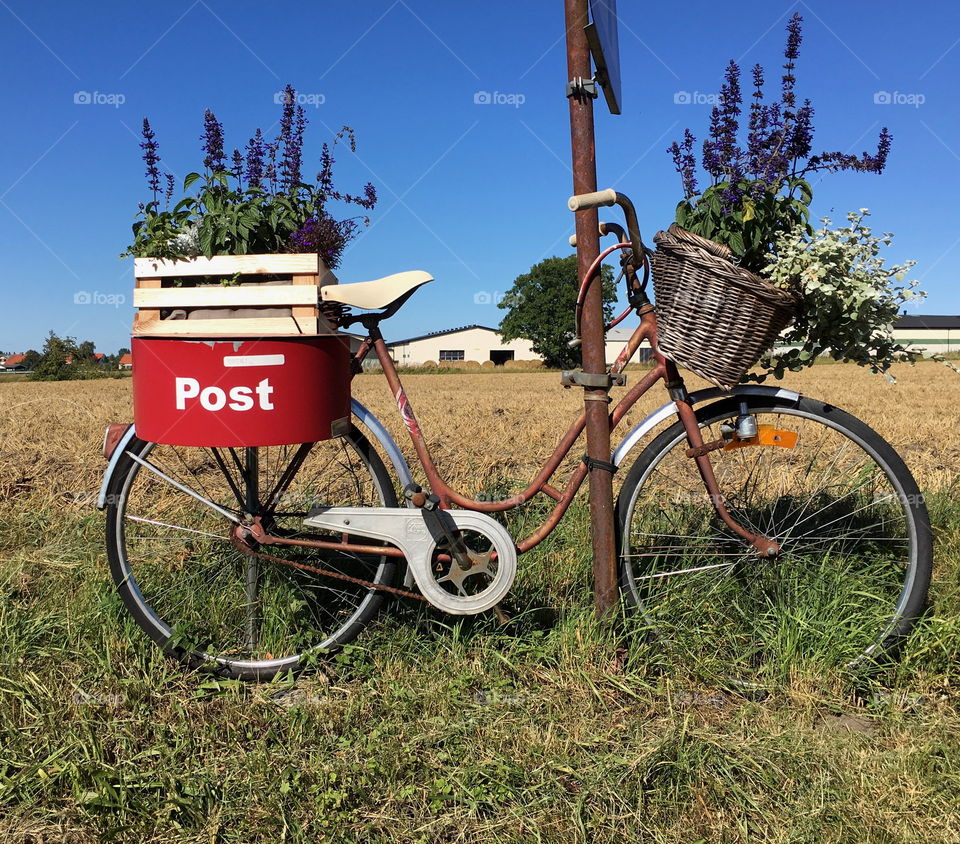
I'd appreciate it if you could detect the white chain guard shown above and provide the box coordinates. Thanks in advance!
[302,507,518,615]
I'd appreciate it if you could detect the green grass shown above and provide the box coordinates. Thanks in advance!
[1,492,959,843]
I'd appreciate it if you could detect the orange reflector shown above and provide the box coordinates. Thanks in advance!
[723,424,798,451]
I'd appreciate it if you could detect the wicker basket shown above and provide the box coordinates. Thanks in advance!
[650,224,798,390]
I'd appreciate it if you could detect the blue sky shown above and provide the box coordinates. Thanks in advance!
[1,0,959,354]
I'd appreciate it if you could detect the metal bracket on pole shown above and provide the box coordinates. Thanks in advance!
[560,370,627,389]
[566,77,599,100]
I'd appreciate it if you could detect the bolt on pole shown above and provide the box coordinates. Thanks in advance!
[564,0,618,614]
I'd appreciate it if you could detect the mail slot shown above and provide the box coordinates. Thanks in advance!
[131,336,351,447]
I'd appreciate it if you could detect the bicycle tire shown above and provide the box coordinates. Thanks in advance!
[105,426,398,681]
[616,395,932,674]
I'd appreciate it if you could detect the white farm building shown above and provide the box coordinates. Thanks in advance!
[386,325,538,366]
[892,315,960,353]
[384,323,653,367]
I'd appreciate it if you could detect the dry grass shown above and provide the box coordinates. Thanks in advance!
[3,360,957,506]
[1,359,957,508]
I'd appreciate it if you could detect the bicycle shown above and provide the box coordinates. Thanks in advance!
[98,191,933,681]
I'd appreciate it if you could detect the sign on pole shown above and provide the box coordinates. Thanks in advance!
[585,0,622,115]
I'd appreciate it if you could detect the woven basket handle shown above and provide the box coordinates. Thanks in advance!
[668,223,733,261]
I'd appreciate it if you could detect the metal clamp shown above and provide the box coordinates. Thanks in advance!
[582,454,618,474]
[665,379,690,403]
[561,370,627,389]
[566,77,599,100]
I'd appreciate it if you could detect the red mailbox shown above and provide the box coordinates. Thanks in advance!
[131,336,351,447]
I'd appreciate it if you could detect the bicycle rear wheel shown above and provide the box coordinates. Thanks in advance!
[104,427,398,680]
[616,395,932,674]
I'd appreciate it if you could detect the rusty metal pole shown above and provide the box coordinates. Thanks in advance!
[564,0,617,613]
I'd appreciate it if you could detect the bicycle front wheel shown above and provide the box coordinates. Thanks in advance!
[105,427,398,680]
[617,395,932,673]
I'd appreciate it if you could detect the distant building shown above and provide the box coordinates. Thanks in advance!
[118,353,133,370]
[386,325,539,366]
[1,353,27,371]
[892,315,960,353]
[604,324,654,364]
[384,323,653,367]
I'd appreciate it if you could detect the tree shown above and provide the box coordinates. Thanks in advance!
[76,340,96,362]
[21,350,41,370]
[30,332,77,381]
[498,255,616,369]
[30,333,113,380]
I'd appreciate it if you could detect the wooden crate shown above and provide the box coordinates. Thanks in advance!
[132,254,338,336]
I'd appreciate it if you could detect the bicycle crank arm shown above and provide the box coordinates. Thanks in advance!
[303,507,518,615]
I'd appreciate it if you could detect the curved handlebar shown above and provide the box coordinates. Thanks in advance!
[568,189,646,278]
[569,221,627,247]
[567,188,618,211]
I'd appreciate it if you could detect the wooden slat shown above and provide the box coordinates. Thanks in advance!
[133,285,319,309]
[133,315,319,337]
[134,253,320,279]
[134,278,163,328]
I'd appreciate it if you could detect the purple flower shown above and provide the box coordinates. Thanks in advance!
[808,127,892,175]
[315,126,379,212]
[140,118,161,197]
[719,182,744,213]
[702,102,724,178]
[669,128,698,198]
[872,126,893,172]
[245,129,265,188]
[263,140,278,187]
[787,99,814,161]
[201,109,225,172]
[746,64,769,175]
[276,84,307,192]
[289,213,354,269]
[781,13,803,113]
[231,148,244,187]
[701,61,744,183]
[718,60,742,151]
[784,12,803,62]
[755,100,789,188]
[317,141,334,194]
[283,104,307,190]
[164,172,175,204]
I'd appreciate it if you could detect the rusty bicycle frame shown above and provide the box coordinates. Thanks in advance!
[248,244,780,571]
[357,318,776,557]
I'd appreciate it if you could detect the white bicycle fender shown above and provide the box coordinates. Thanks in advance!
[612,384,801,468]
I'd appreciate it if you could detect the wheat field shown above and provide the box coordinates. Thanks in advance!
[2,361,956,508]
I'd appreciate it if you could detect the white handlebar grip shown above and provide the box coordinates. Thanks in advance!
[567,188,617,211]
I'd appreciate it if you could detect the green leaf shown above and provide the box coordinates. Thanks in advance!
[726,231,745,256]
[183,172,202,191]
